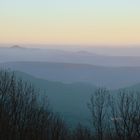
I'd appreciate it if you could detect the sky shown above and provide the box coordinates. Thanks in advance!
[0,0,140,45]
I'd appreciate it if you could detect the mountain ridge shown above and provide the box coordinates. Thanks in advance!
[1,61,140,89]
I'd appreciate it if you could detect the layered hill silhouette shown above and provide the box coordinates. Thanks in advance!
[13,71,96,127]
[1,46,140,66]
[1,61,140,89]
[5,70,140,127]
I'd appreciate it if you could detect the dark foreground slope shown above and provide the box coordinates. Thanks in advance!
[1,70,140,140]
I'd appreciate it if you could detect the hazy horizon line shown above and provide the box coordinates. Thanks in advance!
[0,43,140,48]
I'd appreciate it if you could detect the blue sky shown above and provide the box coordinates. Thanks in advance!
[0,0,140,45]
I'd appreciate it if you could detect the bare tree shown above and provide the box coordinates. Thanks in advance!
[0,70,69,140]
[88,88,109,140]
[73,123,92,140]
[110,90,140,140]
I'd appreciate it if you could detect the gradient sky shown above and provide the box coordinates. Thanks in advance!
[0,0,140,45]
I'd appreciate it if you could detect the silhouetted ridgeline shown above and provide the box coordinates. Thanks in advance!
[0,70,140,140]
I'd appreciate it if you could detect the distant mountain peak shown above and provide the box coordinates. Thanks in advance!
[10,45,25,49]
[76,50,97,56]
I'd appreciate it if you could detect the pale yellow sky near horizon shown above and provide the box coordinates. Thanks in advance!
[0,0,140,46]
